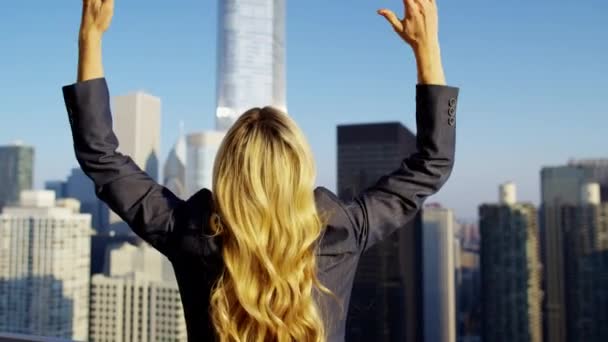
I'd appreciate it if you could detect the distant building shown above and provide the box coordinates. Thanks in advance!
[0,191,93,341]
[457,248,481,339]
[568,159,608,201]
[560,183,608,342]
[540,164,599,342]
[0,142,34,209]
[337,122,422,342]
[110,91,161,225]
[216,0,287,131]
[479,183,543,342]
[44,180,67,199]
[64,167,109,234]
[89,243,185,342]
[164,123,187,199]
[422,205,457,342]
[185,131,225,197]
[90,234,142,275]
[106,242,175,283]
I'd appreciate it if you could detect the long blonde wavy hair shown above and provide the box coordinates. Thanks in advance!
[209,106,332,342]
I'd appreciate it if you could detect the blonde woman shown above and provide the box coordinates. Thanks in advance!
[64,0,459,341]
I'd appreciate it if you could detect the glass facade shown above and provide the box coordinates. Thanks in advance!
[560,204,608,342]
[0,144,34,209]
[337,122,422,342]
[216,0,286,131]
[479,204,543,342]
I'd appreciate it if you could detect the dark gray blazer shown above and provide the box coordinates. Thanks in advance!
[62,78,459,342]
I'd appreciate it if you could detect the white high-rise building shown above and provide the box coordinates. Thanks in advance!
[89,243,185,342]
[187,0,287,194]
[110,92,162,225]
[112,91,161,180]
[163,122,187,199]
[216,0,287,131]
[422,204,457,342]
[107,242,175,283]
[185,131,225,197]
[0,191,93,341]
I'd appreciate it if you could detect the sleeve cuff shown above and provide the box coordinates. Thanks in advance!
[415,84,460,130]
[62,77,112,143]
[62,77,108,102]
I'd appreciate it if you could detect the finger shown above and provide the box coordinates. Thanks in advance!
[377,9,404,32]
[415,0,433,11]
[104,0,114,10]
[403,0,418,17]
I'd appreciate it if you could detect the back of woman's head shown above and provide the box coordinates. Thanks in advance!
[209,106,330,342]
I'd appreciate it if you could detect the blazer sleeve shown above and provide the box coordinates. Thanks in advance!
[345,84,459,252]
[62,77,186,258]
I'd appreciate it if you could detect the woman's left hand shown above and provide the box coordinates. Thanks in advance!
[80,0,114,39]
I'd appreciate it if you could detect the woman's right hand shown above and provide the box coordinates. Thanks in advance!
[80,0,114,39]
[378,0,445,85]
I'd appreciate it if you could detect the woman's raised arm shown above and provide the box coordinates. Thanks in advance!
[345,0,458,251]
[63,0,190,258]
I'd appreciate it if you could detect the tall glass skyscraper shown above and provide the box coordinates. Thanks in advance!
[0,142,34,210]
[422,205,457,342]
[337,122,423,342]
[215,0,287,131]
[479,183,543,342]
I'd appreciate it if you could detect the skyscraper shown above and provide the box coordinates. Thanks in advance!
[188,0,287,195]
[185,131,225,197]
[559,183,608,342]
[106,242,175,284]
[0,142,34,210]
[568,159,608,201]
[422,204,457,342]
[44,180,67,199]
[112,92,162,181]
[164,123,187,199]
[337,122,422,342]
[479,183,543,342]
[0,191,93,340]
[540,164,593,342]
[215,0,287,131]
[457,246,481,339]
[89,243,185,342]
[111,91,161,227]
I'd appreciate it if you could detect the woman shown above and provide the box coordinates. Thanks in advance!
[64,0,459,341]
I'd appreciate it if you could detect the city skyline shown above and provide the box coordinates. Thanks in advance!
[2,1,608,341]
[1,1,606,219]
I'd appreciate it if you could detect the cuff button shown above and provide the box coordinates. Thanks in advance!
[448,107,456,117]
[449,98,457,106]
[448,117,455,126]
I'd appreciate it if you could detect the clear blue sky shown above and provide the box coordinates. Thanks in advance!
[1,0,606,220]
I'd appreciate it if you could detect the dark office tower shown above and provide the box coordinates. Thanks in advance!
[338,122,422,342]
[540,165,592,342]
[0,142,34,210]
[44,180,67,198]
[479,183,543,342]
[560,183,608,342]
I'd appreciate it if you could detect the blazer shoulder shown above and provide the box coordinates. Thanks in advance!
[314,187,360,255]
[171,188,222,261]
